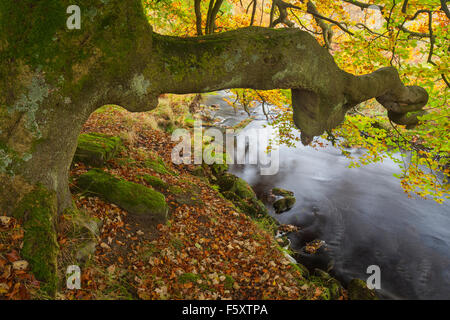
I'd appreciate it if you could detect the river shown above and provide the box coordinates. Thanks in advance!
[204,91,450,300]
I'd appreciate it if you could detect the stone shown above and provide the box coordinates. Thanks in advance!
[273,196,296,213]
[217,173,256,199]
[77,169,168,225]
[74,133,122,167]
[272,187,294,197]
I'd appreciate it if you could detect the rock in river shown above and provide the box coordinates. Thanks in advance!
[273,196,296,214]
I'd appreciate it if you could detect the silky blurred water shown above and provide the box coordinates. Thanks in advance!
[205,91,450,300]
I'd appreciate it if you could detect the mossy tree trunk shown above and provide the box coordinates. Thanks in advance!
[0,0,428,293]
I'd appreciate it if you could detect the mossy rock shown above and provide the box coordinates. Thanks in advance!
[77,169,168,225]
[272,187,294,197]
[273,196,296,214]
[12,186,59,296]
[141,174,169,190]
[145,158,177,176]
[222,191,267,218]
[348,279,379,300]
[210,162,228,177]
[241,198,268,217]
[251,198,268,216]
[328,278,344,300]
[74,133,122,167]
[314,268,331,280]
[191,166,206,177]
[222,191,241,202]
[217,173,256,200]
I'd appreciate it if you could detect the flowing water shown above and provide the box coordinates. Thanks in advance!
[204,91,450,300]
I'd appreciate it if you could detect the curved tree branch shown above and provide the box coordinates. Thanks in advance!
[144,27,428,144]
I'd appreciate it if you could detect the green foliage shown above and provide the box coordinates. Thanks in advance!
[332,113,449,202]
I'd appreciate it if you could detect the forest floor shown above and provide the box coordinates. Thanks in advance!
[1,97,345,300]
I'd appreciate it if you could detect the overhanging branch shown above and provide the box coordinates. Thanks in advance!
[146,27,428,144]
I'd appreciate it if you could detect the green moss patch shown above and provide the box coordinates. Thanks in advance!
[348,279,379,300]
[272,187,294,197]
[77,169,168,225]
[178,273,200,284]
[141,174,169,190]
[273,196,296,214]
[74,133,122,167]
[144,158,177,176]
[12,186,59,296]
[217,173,268,218]
[217,173,256,200]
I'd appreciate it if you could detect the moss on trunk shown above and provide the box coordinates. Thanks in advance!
[12,186,59,296]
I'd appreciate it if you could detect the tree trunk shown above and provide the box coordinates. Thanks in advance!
[0,0,428,293]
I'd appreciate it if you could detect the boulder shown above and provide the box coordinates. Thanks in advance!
[217,173,256,199]
[217,173,269,218]
[77,169,168,225]
[348,279,379,300]
[272,187,294,197]
[74,133,122,167]
[273,196,296,214]
[191,165,206,177]
[328,278,344,300]
[141,174,169,190]
[210,162,228,177]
